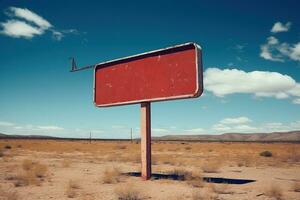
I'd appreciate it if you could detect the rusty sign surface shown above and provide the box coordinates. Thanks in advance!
[94,42,203,107]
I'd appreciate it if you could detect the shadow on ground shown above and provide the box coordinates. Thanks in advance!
[125,172,256,185]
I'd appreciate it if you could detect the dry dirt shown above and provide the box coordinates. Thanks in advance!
[0,139,300,200]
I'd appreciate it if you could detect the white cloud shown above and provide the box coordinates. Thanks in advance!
[289,43,300,61]
[0,121,14,126]
[37,126,64,131]
[152,128,169,133]
[271,22,291,33]
[8,7,52,30]
[260,36,284,61]
[184,128,205,133]
[292,98,300,104]
[220,117,251,124]
[1,20,43,38]
[204,68,298,100]
[0,7,78,40]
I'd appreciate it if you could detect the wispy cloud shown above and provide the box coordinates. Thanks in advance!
[0,121,14,126]
[260,22,300,62]
[0,7,78,40]
[220,117,251,124]
[271,22,291,33]
[204,67,300,103]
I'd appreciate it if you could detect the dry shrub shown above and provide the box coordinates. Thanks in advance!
[236,155,253,167]
[115,184,142,200]
[66,180,80,198]
[292,181,300,192]
[260,151,273,157]
[102,168,121,184]
[186,171,204,188]
[116,145,127,150]
[13,160,48,187]
[62,159,71,168]
[69,180,80,189]
[34,163,48,178]
[265,184,283,200]
[14,170,40,187]
[201,161,220,173]
[288,148,300,163]
[22,159,35,171]
[4,145,12,149]
[171,168,191,181]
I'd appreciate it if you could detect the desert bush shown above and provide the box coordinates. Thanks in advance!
[22,159,35,171]
[236,155,253,167]
[115,184,142,200]
[102,168,121,184]
[292,181,300,192]
[185,146,192,151]
[14,171,40,187]
[116,145,127,150]
[4,145,12,149]
[0,150,4,157]
[260,151,273,157]
[0,187,18,200]
[171,168,192,181]
[201,161,220,173]
[68,180,80,189]
[265,184,283,200]
[34,163,48,178]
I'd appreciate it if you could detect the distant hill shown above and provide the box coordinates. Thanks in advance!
[156,131,300,142]
[1,131,300,142]
[0,132,57,139]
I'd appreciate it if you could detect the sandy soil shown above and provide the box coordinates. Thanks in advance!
[0,140,300,200]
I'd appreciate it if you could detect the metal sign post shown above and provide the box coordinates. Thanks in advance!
[141,102,151,180]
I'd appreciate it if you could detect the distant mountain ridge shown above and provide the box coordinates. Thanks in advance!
[156,131,300,142]
[0,131,300,142]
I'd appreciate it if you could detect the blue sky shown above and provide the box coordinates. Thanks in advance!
[0,0,300,138]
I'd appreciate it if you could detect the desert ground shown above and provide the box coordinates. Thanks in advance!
[0,139,300,200]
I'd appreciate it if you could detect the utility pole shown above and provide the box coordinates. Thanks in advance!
[89,131,92,144]
[130,128,133,143]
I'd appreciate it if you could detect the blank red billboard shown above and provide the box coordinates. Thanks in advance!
[94,42,203,107]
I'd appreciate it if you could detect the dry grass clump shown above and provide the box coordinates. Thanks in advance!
[14,171,39,187]
[13,160,48,187]
[102,168,121,184]
[292,181,300,192]
[169,168,203,187]
[0,186,18,200]
[236,155,253,167]
[265,184,283,200]
[115,184,142,200]
[201,161,220,173]
[65,180,80,198]
[260,151,273,157]
[22,159,35,171]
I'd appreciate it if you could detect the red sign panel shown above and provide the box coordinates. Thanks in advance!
[94,42,203,107]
